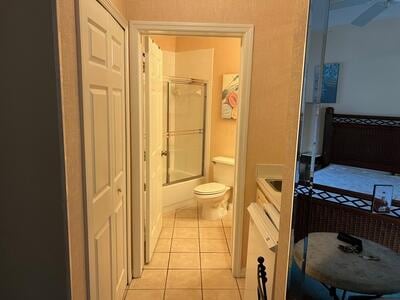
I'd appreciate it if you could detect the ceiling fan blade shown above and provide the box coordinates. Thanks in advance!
[330,0,371,10]
[351,2,387,26]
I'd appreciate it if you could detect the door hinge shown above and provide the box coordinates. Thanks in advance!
[144,182,147,191]
[143,151,147,162]
[142,53,146,73]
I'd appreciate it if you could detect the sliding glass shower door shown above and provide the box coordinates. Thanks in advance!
[163,80,207,185]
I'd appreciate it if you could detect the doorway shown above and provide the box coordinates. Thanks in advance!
[129,22,254,280]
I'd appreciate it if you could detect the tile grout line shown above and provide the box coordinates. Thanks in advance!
[227,212,242,300]
[222,220,230,256]
[223,223,232,256]
[197,201,204,300]
[225,214,241,299]
[154,205,239,299]
[133,208,241,299]
[163,209,176,300]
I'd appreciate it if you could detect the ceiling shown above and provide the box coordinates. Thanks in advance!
[329,0,400,27]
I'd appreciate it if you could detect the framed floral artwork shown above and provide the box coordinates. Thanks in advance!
[221,73,239,120]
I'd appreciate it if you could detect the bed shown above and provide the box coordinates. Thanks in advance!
[295,107,400,253]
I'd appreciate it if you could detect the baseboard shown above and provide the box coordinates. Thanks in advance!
[163,198,197,213]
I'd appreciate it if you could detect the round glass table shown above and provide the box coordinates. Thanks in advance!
[294,232,400,299]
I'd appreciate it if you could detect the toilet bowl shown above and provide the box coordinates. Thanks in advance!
[194,182,231,220]
[194,156,235,220]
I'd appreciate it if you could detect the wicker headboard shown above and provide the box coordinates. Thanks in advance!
[322,107,400,174]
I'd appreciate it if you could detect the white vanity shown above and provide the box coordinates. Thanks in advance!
[244,165,282,300]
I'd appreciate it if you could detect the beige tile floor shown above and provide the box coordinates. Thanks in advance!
[125,204,245,300]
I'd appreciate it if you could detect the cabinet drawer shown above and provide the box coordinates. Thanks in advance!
[256,188,280,229]
[256,188,269,206]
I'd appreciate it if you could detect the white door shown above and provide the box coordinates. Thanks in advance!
[79,0,127,299]
[144,37,163,262]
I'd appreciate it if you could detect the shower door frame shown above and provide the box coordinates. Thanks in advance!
[129,21,254,278]
[164,79,208,186]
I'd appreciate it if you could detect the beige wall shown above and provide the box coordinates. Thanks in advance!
[175,37,240,178]
[152,35,177,52]
[110,0,127,18]
[126,0,309,286]
[276,4,310,297]
[56,0,87,299]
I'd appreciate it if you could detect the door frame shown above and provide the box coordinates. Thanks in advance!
[129,21,254,277]
[76,0,133,293]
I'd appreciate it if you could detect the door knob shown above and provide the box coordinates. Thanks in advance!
[117,188,122,194]
[161,150,168,157]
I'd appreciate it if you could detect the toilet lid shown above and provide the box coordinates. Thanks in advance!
[194,182,226,195]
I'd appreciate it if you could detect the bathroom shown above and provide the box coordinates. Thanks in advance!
[143,35,243,273]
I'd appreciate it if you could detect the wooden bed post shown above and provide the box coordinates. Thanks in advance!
[322,107,334,167]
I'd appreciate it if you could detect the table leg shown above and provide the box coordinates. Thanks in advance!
[328,287,339,300]
[342,290,347,300]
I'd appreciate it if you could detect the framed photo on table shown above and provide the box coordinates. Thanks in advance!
[371,184,394,214]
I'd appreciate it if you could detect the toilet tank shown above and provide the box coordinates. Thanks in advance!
[212,156,235,187]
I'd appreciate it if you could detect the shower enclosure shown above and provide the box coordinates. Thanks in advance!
[162,78,207,185]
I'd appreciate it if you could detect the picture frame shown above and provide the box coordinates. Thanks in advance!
[371,184,394,214]
[221,74,239,120]
[313,63,340,103]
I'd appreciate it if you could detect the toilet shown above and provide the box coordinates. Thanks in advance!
[194,156,235,220]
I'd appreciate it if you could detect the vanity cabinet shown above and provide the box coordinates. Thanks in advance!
[244,182,280,300]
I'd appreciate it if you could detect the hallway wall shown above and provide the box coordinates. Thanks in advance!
[110,0,127,18]
[56,0,88,299]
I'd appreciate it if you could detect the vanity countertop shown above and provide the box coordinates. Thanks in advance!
[256,177,282,212]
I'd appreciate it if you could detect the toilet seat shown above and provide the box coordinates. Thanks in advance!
[194,182,226,195]
[194,183,232,220]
